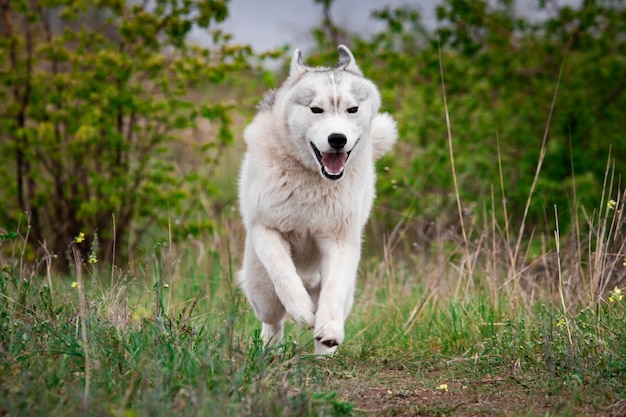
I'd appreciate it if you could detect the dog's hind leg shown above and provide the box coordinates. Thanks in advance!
[240,238,287,346]
[261,320,284,345]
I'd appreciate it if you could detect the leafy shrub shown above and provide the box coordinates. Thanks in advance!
[0,0,255,266]
[309,0,626,240]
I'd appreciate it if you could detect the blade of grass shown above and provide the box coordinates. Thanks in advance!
[438,41,471,282]
[111,212,116,286]
[512,59,565,274]
[554,205,574,351]
[73,245,91,411]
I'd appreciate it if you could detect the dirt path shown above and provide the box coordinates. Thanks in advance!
[327,365,623,416]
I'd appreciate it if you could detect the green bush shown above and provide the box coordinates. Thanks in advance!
[0,0,254,265]
[309,0,626,239]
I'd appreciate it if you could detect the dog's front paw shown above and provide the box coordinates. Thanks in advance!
[314,336,339,355]
[313,320,344,355]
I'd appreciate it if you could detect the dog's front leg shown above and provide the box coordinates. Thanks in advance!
[313,237,360,354]
[250,224,316,329]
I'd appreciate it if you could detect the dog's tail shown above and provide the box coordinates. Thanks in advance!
[370,113,398,160]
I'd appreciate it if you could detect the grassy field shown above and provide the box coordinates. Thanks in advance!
[1,198,625,417]
[1,81,625,415]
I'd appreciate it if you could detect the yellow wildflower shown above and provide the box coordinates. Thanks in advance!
[71,281,78,288]
[436,384,449,392]
[607,199,616,211]
[608,287,623,303]
[75,232,85,243]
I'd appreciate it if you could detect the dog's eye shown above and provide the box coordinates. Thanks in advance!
[347,106,358,114]
[310,107,324,114]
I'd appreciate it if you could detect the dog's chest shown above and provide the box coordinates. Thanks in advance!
[261,167,370,235]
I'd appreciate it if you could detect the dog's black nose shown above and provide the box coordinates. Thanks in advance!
[328,133,347,150]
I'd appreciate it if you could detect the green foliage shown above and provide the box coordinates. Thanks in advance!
[310,0,626,239]
[0,0,255,266]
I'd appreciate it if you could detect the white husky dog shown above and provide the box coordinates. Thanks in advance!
[238,45,397,354]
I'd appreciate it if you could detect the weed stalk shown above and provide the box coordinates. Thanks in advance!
[72,245,91,411]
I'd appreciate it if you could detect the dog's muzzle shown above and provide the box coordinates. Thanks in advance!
[310,135,359,180]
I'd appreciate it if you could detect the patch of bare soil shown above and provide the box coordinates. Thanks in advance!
[328,367,625,416]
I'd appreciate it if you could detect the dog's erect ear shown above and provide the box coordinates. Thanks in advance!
[290,48,307,77]
[337,45,363,76]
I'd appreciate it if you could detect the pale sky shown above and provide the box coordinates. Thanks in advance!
[207,0,439,53]
[192,0,582,54]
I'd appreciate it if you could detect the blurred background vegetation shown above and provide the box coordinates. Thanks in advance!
[0,0,624,280]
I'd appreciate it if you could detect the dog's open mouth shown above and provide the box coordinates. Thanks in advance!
[310,142,352,180]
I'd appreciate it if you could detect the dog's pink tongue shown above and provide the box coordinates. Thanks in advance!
[322,152,348,174]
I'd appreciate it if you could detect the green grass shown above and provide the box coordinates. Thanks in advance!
[1,222,625,416]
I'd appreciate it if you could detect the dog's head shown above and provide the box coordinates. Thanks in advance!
[279,45,383,180]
